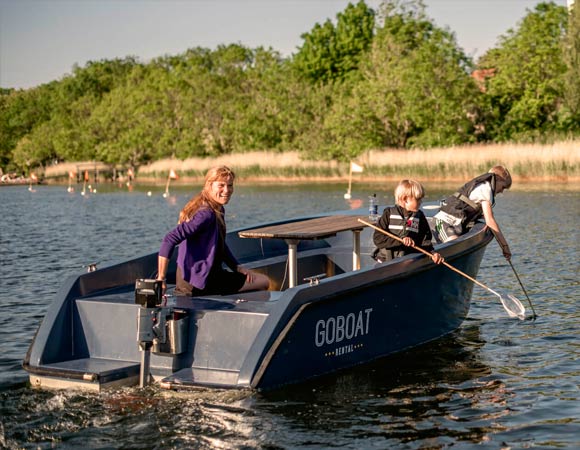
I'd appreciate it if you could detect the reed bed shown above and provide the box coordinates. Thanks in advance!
[139,140,579,181]
[45,140,579,183]
[359,141,579,181]
[139,153,340,177]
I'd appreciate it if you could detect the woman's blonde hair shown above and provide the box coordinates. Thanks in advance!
[394,179,425,204]
[178,166,236,225]
[489,165,512,189]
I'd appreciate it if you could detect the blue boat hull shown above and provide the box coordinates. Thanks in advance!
[23,209,492,392]
[240,238,485,389]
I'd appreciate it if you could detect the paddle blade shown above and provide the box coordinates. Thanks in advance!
[500,293,526,320]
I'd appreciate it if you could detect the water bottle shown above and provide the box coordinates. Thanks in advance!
[368,194,378,222]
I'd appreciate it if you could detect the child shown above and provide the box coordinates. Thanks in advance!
[372,179,443,265]
[434,165,512,260]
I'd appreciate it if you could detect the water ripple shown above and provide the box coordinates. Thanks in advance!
[0,186,578,449]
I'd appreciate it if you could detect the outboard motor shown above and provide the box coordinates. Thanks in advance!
[135,279,162,388]
[135,279,189,388]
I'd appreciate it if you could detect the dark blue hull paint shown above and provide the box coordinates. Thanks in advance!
[242,244,486,390]
[251,249,482,389]
[23,209,492,391]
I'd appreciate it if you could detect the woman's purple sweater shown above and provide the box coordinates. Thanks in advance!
[158,207,239,289]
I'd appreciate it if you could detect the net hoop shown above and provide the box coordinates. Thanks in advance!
[500,294,526,320]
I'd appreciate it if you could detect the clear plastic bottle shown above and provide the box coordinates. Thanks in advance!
[368,194,379,222]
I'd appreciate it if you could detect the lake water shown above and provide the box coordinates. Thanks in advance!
[0,183,578,449]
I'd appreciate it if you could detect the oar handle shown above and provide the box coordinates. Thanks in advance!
[357,218,499,296]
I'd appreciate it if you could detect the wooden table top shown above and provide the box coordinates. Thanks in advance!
[238,215,369,240]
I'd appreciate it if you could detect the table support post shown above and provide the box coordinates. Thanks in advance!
[352,230,361,270]
[286,239,300,288]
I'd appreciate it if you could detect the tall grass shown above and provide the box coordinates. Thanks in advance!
[138,140,579,181]
[45,140,579,183]
[361,141,579,180]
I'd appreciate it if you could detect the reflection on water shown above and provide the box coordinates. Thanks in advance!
[0,184,578,449]
[252,326,495,446]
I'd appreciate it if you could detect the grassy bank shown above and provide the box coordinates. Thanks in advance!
[44,140,580,185]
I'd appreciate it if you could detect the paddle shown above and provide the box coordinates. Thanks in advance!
[358,218,526,320]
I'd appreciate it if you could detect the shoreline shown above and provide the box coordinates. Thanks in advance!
[39,141,579,189]
[133,174,580,184]
[42,175,580,192]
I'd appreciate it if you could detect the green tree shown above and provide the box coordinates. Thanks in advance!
[478,2,569,141]
[562,1,580,127]
[86,67,167,167]
[50,95,103,162]
[0,84,56,170]
[224,48,287,151]
[0,82,58,169]
[293,0,375,84]
[173,44,308,157]
[11,122,57,170]
[65,57,138,99]
[196,44,256,155]
[1,58,138,171]
[316,0,480,159]
[0,91,13,169]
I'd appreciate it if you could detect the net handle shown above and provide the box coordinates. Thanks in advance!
[358,218,525,319]
[359,219,498,291]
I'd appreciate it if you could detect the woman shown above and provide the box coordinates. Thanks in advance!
[157,166,270,295]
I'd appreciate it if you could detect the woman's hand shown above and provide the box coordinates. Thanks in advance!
[156,278,167,295]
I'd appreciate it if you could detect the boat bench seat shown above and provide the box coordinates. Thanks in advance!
[242,246,377,290]
[327,251,377,270]
[244,246,376,274]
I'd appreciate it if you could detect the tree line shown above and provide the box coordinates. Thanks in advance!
[1,0,578,174]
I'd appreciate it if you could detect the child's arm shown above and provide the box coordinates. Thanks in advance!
[373,211,398,249]
[481,201,511,260]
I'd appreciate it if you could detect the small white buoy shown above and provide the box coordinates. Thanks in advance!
[147,191,152,197]
[344,192,352,199]
[93,188,97,193]
[162,192,168,198]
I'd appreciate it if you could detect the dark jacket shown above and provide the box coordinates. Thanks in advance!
[372,205,434,261]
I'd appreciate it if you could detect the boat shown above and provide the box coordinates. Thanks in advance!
[23,206,493,392]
